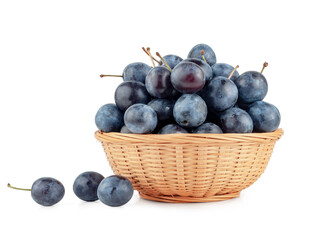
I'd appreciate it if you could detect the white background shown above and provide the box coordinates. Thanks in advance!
[1,0,311,239]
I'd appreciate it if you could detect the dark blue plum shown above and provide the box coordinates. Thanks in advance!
[120,125,132,133]
[122,62,151,84]
[148,99,174,123]
[173,94,207,128]
[158,124,188,134]
[97,175,133,207]
[220,107,253,133]
[73,171,104,202]
[124,104,158,134]
[234,71,268,104]
[182,58,213,82]
[160,55,183,69]
[114,81,151,112]
[31,177,65,206]
[212,63,239,81]
[193,122,223,133]
[187,43,217,66]
[145,67,173,98]
[95,104,124,132]
[201,76,238,112]
[171,62,205,93]
[247,101,281,132]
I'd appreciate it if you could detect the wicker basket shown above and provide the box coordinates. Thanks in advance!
[95,128,283,203]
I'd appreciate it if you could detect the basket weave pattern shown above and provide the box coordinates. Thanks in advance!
[95,129,283,203]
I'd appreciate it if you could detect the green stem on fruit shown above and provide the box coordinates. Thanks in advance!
[200,50,207,63]
[261,62,268,74]
[228,65,239,80]
[146,47,155,67]
[99,74,123,78]
[142,47,162,65]
[156,52,172,71]
[7,183,31,191]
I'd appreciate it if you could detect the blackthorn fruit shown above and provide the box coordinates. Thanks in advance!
[148,99,174,123]
[247,101,281,132]
[187,43,217,66]
[95,103,124,132]
[212,63,239,81]
[73,171,104,202]
[124,104,158,134]
[171,62,205,93]
[97,175,133,207]
[122,62,151,84]
[220,107,253,133]
[173,94,207,128]
[145,66,173,98]
[160,54,183,70]
[201,76,238,112]
[114,81,151,112]
[234,71,268,104]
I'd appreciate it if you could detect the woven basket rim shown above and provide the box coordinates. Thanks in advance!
[95,128,283,145]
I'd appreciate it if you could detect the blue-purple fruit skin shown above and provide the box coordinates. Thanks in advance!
[173,94,207,128]
[202,76,238,112]
[114,81,151,112]
[122,62,151,84]
[160,55,183,70]
[158,124,188,134]
[120,125,132,133]
[212,63,239,81]
[95,104,124,132]
[31,177,65,206]
[182,58,213,82]
[171,62,205,93]
[148,99,174,123]
[193,122,223,133]
[234,71,268,104]
[187,43,217,66]
[145,67,173,98]
[247,101,281,132]
[97,175,133,207]
[220,107,253,133]
[73,171,104,202]
[124,104,158,134]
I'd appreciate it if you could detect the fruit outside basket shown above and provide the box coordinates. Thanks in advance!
[95,129,283,203]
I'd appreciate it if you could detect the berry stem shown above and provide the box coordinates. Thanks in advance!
[261,62,268,74]
[142,47,162,65]
[156,52,172,71]
[99,74,123,78]
[146,47,155,67]
[228,65,239,80]
[200,50,207,63]
[7,183,31,191]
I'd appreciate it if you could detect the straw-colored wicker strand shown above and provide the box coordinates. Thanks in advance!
[139,191,240,203]
[96,129,283,203]
[95,128,283,145]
